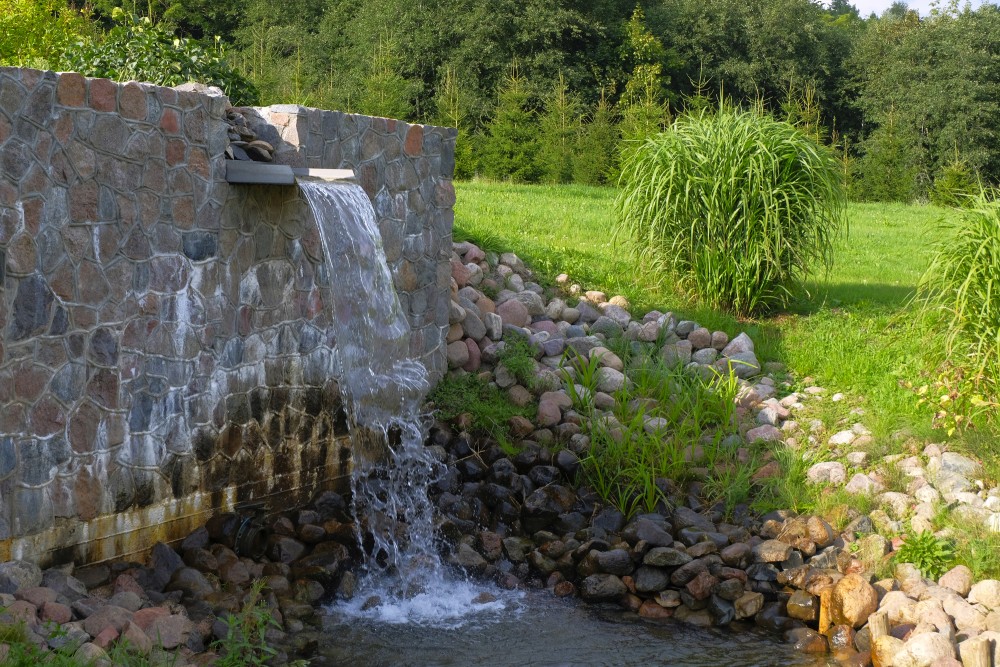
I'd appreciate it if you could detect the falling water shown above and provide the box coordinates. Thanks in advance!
[298,180,514,626]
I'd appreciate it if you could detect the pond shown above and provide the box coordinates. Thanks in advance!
[316,581,835,667]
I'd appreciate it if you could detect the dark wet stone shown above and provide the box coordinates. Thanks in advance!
[182,232,217,261]
[644,547,692,568]
[9,274,53,340]
[555,450,580,476]
[595,549,633,576]
[20,439,57,485]
[456,457,488,481]
[635,566,671,593]
[633,519,673,548]
[579,574,626,601]
[746,563,780,582]
[708,594,736,625]
[522,485,575,533]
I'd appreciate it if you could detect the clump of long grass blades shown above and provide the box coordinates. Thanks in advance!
[916,190,1000,431]
[614,103,846,317]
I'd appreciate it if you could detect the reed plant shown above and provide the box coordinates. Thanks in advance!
[614,105,846,316]
[917,191,1000,430]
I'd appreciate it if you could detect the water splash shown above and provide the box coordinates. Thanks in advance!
[299,181,516,625]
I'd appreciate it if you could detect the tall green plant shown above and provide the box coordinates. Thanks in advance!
[358,33,417,120]
[434,65,476,179]
[917,191,1000,429]
[614,105,846,316]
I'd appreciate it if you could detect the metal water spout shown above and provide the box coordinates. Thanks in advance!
[225,161,356,185]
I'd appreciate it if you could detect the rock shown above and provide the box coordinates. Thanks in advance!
[150,542,185,591]
[595,549,634,576]
[496,299,531,328]
[634,566,672,594]
[829,430,856,446]
[595,367,626,393]
[644,548,693,568]
[734,591,764,620]
[523,485,576,532]
[718,351,760,379]
[746,425,782,443]
[164,567,214,599]
[147,614,192,649]
[895,631,956,666]
[969,580,1000,610]
[721,332,754,356]
[82,605,133,638]
[0,560,42,594]
[753,540,792,563]
[807,461,847,485]
[446,340,470,369]
[451,544,488,574]
[939,565,974,597]
[579,574,627,602]
[872,636,905,667]
[786,628,828,653]
[844,473,883,495]
[831,573,878,628]
[589,347,624,372]
[786,590,819,621]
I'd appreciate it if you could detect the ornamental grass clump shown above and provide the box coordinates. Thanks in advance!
[614,106,846,317]
[917,191,1000,429]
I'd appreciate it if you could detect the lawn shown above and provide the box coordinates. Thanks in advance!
[454,181,951,441]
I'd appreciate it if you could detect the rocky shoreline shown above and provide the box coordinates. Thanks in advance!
[1,242,999,666]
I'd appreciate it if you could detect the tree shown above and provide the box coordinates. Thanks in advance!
[358,33,418,120]
[480,61,540,183]
[574,90,619,186]
[617,6,670,143]
[0,0,93,69]
[537,73,582,184]
[434,65,477,179]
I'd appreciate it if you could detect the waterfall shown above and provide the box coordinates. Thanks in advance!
[299,180,514,627]
[298,180,441,575]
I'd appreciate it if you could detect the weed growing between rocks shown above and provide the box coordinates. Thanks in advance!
[428,373,536,441]
[893,531,956,580]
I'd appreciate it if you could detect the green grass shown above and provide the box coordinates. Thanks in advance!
[455,183,954,441]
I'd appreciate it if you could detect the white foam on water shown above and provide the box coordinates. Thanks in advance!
[331,579,524,629]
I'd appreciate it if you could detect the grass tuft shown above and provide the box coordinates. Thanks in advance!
[614,104,846,316]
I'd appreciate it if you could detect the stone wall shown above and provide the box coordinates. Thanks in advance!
[0,68,455,566]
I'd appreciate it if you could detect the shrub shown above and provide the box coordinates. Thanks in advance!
[63,9,259,106]
[917,191,1000,430]
[614,105,846,316]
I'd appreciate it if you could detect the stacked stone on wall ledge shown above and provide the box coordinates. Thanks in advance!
[0,67,455,564]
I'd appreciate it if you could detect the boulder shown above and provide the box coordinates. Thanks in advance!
[831,573,878,628]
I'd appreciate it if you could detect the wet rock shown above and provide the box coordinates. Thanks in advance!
[786,590,818,621]
[595,549,633,576]
[644,547,692,568]
[634,566,671,594]
[831,573,878,628]
[786,628,828,653]
[522,485,575,532]
[579,574,627,602]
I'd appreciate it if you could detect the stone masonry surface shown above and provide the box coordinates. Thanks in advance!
[0,67,455,565]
